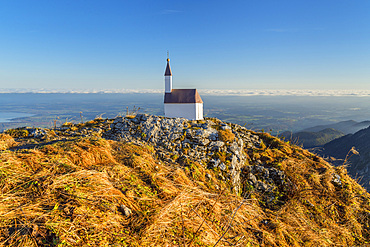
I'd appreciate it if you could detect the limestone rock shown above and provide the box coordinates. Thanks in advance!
[103,114,267,195]
[119,205,132,216]
[332,173,342,187]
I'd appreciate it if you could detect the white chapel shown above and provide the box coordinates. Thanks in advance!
[163,57,203,120]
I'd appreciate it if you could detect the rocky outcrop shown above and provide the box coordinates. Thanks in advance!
[103,114,287,196]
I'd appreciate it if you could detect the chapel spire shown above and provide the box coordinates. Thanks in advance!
[164,52,172,93]
[164,53,172,76]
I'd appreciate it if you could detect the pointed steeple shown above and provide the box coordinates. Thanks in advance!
[164,58,172,76]
[164,54,173,93]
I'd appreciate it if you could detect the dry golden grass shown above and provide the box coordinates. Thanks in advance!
[0,131,370,246]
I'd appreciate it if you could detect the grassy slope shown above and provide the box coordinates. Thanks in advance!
[1,120,370,246]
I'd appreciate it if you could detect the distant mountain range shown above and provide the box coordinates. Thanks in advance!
[320,126,370,190]
[302,120,370,134]
[280,128,345,148]
[279,120,370,149]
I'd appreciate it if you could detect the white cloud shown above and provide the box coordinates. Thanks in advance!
[160,9,182,15]
[1,88,370,97]
[265,28,299,32]
[198,89,370,97]
[265,27,323,33]
[0,88,163,94]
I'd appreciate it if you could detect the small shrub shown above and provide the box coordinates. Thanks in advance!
[213,151,229,163]
[218,129,235,143]
[61,122,74,127]
[5,128,29,138]
[0,134,18,150]
[125,106,141,118]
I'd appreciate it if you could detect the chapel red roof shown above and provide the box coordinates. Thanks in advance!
[164,89,203,104]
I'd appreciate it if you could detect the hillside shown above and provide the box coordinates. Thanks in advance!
[321,126,370,191]
[279,128,344,148]
[1,114,370,246]
[302,120,370,134]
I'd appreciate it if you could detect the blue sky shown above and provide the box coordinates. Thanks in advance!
[0,0,369,90]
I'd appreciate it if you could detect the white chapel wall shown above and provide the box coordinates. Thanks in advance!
[196,103,203,120]
[164,103,203,120]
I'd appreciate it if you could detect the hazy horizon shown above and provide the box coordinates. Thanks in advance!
[1,89,370,97]
[1,93,370,134]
